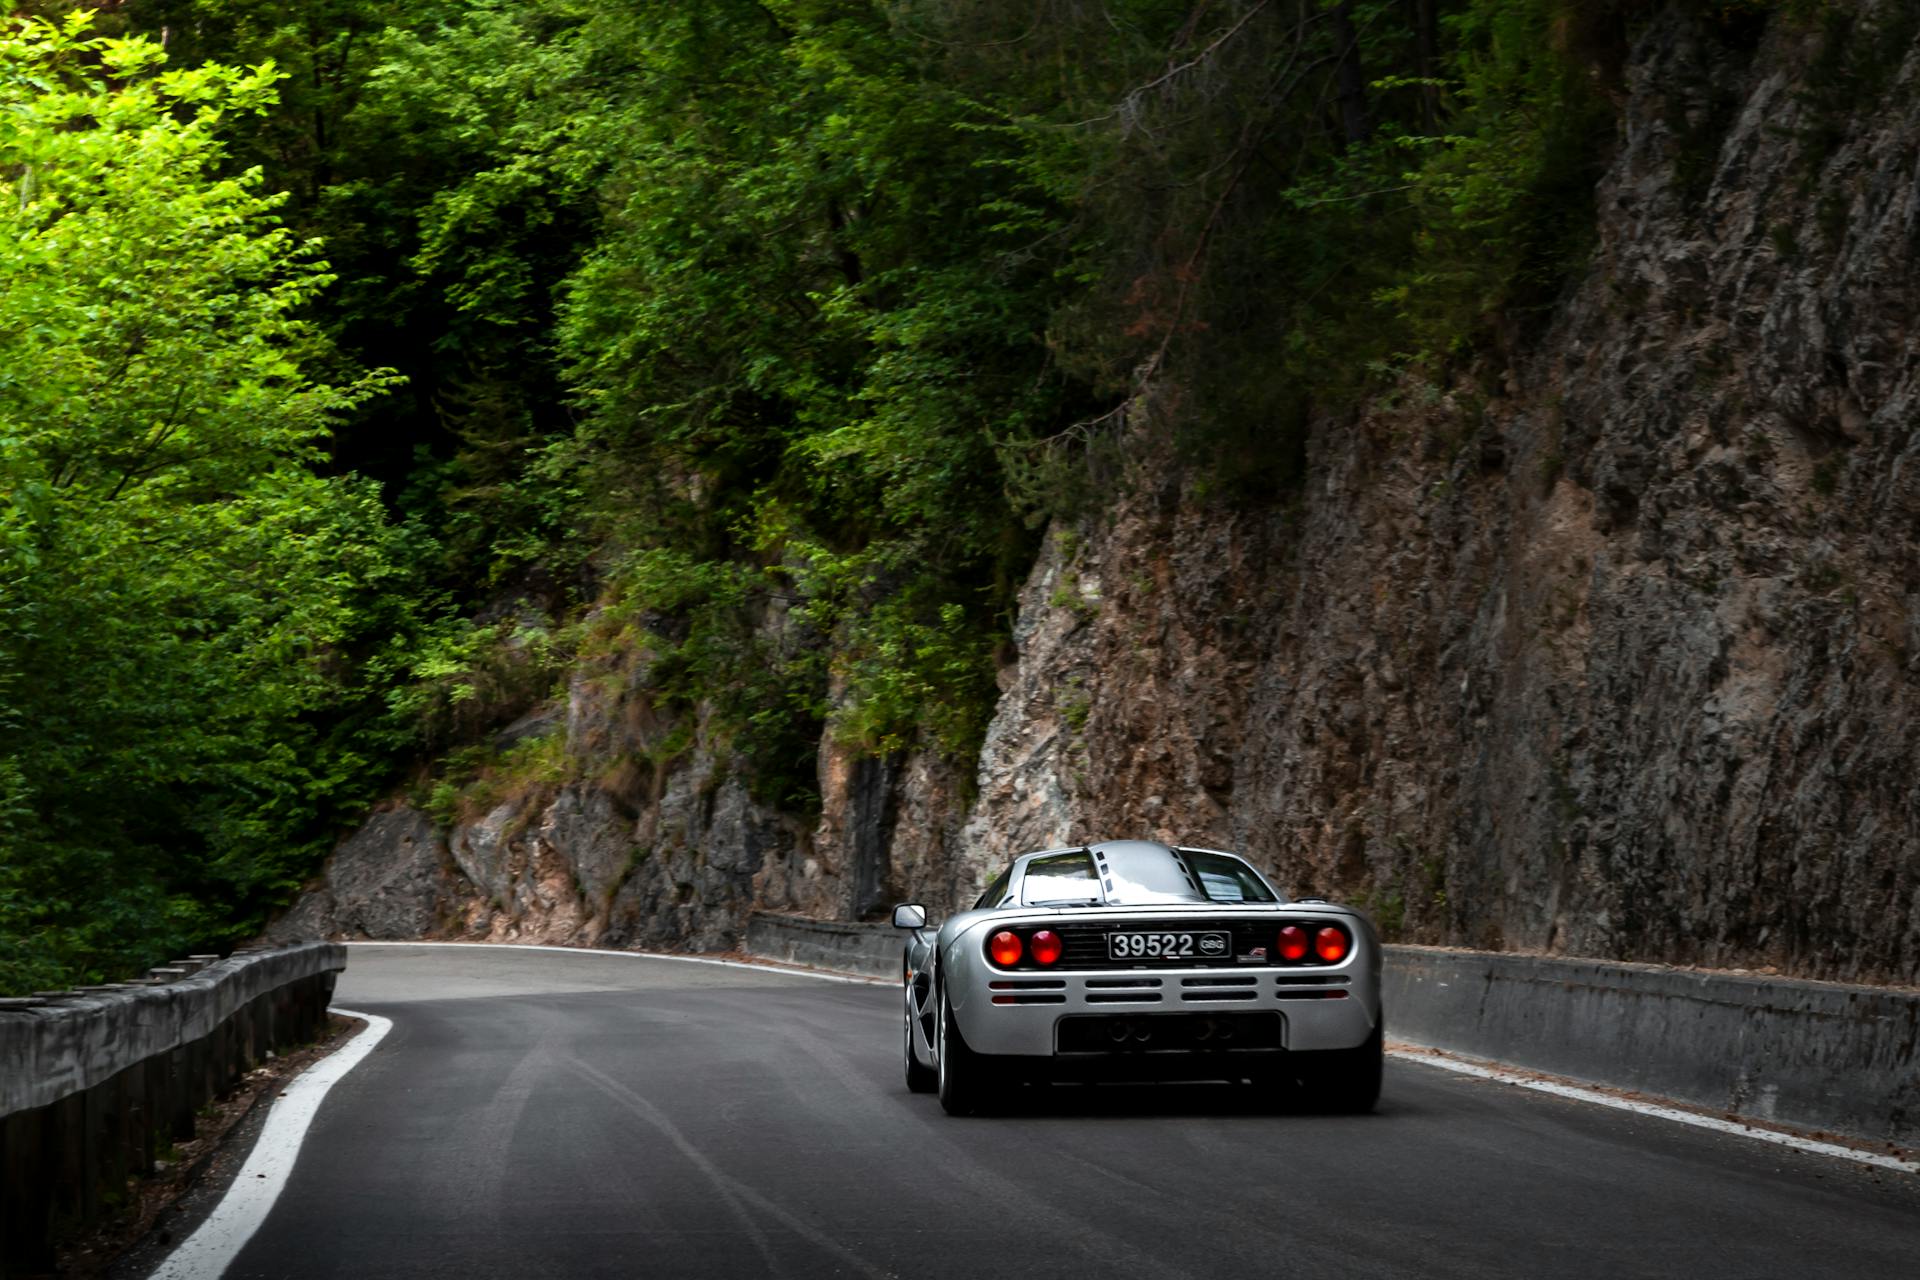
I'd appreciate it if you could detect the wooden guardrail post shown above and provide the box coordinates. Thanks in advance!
[0,1107,56,1273]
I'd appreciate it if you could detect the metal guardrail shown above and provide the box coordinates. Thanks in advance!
[745,911,1920,1146]
[0,941,346,1275]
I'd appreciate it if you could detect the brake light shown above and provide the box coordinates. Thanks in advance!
[1030,930,1063,965]
[988,930,1024,967]
[1315,926,1349,962]
[1277,925,1309,961]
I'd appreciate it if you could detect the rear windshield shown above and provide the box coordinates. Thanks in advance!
[1020,851,1103,905]
[1185,851,1278,903]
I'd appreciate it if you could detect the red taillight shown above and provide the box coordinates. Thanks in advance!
[988,930,1024,967]
[1277,925,1309,961]
[1030,930,1063,966]
[1315,926,1349,963]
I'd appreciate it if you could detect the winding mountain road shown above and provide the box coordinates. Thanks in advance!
[211,944,1919,1279]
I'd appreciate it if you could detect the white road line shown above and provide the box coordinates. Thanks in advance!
[146,1009,393,1280]
[342,939,891,985]
[1388,1044,1920,1175]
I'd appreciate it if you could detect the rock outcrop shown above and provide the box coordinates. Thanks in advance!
[266,806,458,942]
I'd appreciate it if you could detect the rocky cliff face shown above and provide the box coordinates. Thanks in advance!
[960,7,1920,984]
[282,8,1920,984]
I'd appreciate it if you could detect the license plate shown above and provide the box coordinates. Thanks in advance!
[1107,930,1231,961]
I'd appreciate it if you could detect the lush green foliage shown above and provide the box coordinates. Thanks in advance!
[3,0,1687,988]
[0,14,420,990]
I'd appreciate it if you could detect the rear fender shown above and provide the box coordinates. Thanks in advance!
[936,920,1004,1038]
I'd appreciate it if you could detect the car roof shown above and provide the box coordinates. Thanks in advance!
[1012,840,1283,906]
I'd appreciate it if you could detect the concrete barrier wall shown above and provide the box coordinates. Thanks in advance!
[1383,945,1920,1145]
[0,942,345,1276]
[744,913,903,979]
[744,913,1919,1144]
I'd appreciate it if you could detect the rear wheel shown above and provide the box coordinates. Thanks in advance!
[905,1001,937,1094]
[936,985,997,1116]
[1309,1018,1383,1114]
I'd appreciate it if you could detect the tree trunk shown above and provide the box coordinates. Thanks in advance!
[1331,1,1372,149]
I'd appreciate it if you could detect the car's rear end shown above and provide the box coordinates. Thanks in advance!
[944,904,1381,1082]
[910,840,1385,1113]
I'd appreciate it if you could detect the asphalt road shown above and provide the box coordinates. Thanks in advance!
[222,944,1920,1279]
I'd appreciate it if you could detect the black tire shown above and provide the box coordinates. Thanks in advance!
[936,985,997,1116]
[1311,1018,1384,1114]
[905,1004,937,1094]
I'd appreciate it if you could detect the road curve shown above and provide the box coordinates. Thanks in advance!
[219,944,1919,1279]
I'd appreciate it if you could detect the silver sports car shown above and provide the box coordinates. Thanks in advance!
[892,839,1382,1116]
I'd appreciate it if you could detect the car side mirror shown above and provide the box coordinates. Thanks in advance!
[891,903,927,930]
